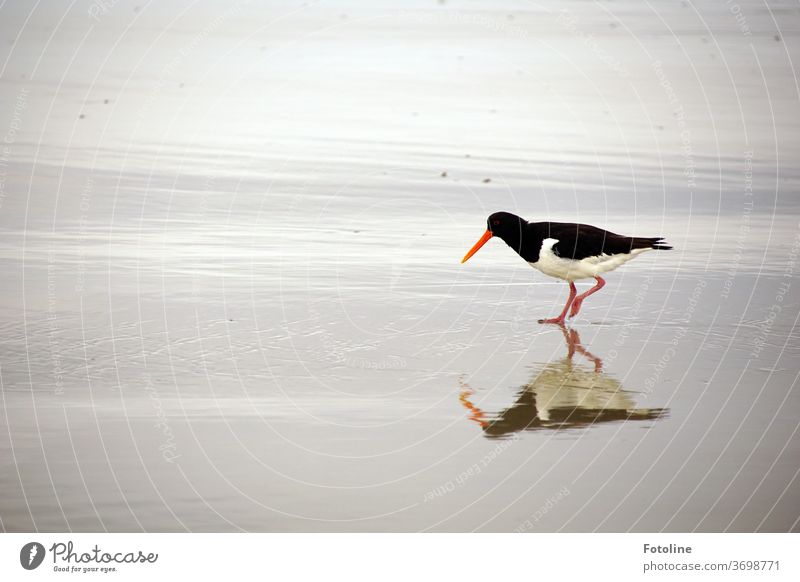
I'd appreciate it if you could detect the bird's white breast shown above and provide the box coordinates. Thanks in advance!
[530,238,651,281]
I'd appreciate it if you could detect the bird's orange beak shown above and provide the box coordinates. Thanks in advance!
[461,230,493,263]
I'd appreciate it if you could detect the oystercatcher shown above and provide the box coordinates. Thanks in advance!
[461,211,672,323]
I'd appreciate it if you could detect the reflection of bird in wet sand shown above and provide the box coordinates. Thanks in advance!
[460,325,667,438]
[461,212,671,323]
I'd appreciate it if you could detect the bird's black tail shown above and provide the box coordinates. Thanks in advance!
[636,237,672,251]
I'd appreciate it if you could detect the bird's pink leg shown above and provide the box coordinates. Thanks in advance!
[569,276,606,318]
[556,322,576,358]
[557,323,602,370]
[539,282,577,324]
[570,328,603,372]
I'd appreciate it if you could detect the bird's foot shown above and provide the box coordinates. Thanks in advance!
[538,317,566,325]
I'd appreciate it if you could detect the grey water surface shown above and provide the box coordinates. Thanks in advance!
[1,0,799,531]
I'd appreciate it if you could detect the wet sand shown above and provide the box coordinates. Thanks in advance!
[1,1,799,531]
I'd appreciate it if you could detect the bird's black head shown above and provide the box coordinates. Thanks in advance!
[486,211,525,243]
[461,211,526,263]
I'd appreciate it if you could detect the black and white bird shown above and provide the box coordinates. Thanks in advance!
[461,211,672,324]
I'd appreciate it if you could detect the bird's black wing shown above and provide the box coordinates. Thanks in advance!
[534,222,671,260]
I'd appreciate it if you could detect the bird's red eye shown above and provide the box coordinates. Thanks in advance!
[492,220,500,226]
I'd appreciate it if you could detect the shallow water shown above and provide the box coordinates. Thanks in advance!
[1,0,799,532]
